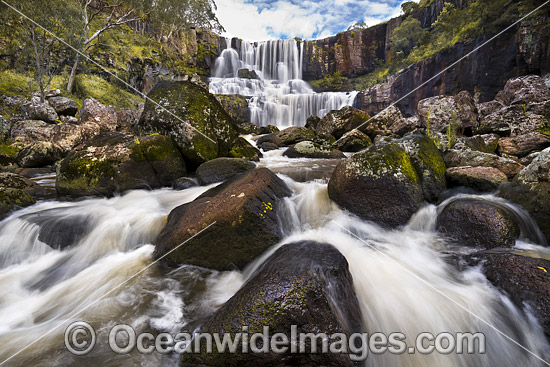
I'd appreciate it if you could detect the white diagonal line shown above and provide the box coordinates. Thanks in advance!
[340,0,550,142]
[0,221,217,366]
[0,0,217,144]
[333,221,550,366]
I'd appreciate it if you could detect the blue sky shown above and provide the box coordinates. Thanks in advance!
[215,0,410,41]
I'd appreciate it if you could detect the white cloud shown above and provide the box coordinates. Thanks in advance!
[215,0,406,41]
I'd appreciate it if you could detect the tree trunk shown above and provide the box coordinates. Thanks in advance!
[67,53,80,93]
[30,29,45,103]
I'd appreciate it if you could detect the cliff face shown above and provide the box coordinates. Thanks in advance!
[355,17,550,116]
[300,0,463,81]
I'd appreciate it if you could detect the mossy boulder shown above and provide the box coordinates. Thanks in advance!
[181,241,362,367]
[466,252,550,337]
[16,141,61,168]
[283,141,345,159]
[454,134,500,154]
[333,130,372,152]
[237,122,259,135]
[136,80,240,166]
[328,141,423,227]
[228,137,262,161]
[215,94,250,125]
[0,172,41,216]
[153,168,292,270]
[196,158,256,185]
[499,148,550,242]
[436,198,520,249]
[56,132,186,197]
[398,134,447,202]
[315,106,368,139]
[258,125,279,134]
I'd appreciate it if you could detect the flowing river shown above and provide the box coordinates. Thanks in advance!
[0,152,549,366]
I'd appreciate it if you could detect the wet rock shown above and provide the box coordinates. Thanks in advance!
[445,166,507,192]
[0,172,40,216]
[436,198,519,249]
[56,132,186,197]
[315,106,368,139]
[333,130,372,152]
[228,137,262,161]
[196,158,256,185]
[444,149,522,179]
[498,132,550,157]
[172,177,197,190]
[258,125,279,134]
[136,81,239,165]
[15,141,61,168]
[20,101,59,123]
[328,141,423,227]
[237,122,260,135]
[257,127,316,147]
[499,148,550,241]
[237,68,260,80]
[466,252,550,337]
[454,134,500,154]
[283,141,345,159]
[154,168,292,270]
[495,75,550,106]
[182,241,362,367]
[47,97,78,116]
[304,114,321,130]
[258,141,279,151]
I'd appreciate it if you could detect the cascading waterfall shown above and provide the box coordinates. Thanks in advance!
[208,38,358,128]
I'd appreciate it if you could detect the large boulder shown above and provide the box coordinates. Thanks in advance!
[454,134,500,154]
[228,137,262,161]
[333,130,372,152]
[182,241,362,367]
[0,172,40,216]
[196,158,256,185]
[56,132,186,197]
[47,96,78,116]
[499,148,550,242]
[444,149,522,179]
[136,81,239,166]
[257,126,316,147]
[328,141,424,227]
[476,105,547,137]
[495,75,550,106]
[498,132,550,157]
[78,98,117,130]
[15,141,61,168]
[362,105,405,139]
[436,198,519,249]
[417,96,458,134]
[314,106,368,139]
[445,166,508,192]
[20,101,59,123]
[215,94,250,125]
[466,252,550,337]
[153,168,292,270]
[283,141,346,159]
[10,120,53,146]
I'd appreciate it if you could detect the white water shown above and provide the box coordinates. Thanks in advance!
[208,38,358,128]
[0,164,549,366]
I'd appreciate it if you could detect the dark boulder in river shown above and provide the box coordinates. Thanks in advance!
[328,134,446,227]
[436,198,520,249]
[467,252,550,338]
[154,168,292,270]
[196,157,256,185]
[182,241,362,367]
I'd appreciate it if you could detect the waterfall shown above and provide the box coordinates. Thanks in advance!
[209,38,358,128]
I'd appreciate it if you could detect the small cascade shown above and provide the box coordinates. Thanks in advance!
[209,38,357,128]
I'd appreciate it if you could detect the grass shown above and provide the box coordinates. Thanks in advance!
[73,74,143,109]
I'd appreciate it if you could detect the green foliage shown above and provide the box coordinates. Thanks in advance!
[73,74,143,108]
[401,1,419,16]
[310,72,350,92]
[392,17,426,57]
[0,71,34,97]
